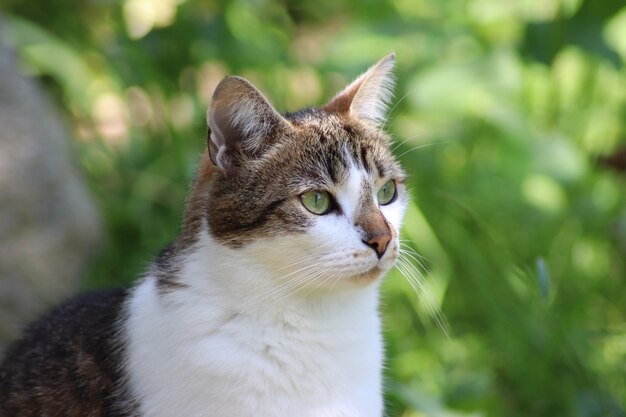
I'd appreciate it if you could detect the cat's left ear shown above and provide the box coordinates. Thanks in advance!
[207,76,291,177]
[324,53,395,127]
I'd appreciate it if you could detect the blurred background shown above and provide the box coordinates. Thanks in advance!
[0,0,625,415]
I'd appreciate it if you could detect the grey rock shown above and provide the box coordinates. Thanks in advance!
[0,22,102,355]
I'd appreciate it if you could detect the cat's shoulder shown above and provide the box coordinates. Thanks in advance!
[0,288,133,417]
[7,288,128,347]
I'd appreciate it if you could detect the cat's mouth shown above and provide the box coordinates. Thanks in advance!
[350,266,383,284]
[350,244,398,283]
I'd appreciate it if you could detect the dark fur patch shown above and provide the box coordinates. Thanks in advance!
[0,290,137,417]
[153,243,190,294]
[360,144,371,173]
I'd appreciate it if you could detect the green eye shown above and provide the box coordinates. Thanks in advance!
[377,180,397,205]
[300,190,332,215]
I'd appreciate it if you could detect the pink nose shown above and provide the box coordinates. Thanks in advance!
[362,232,391,259]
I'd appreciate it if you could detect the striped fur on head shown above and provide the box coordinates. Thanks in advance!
[183,54,406,264]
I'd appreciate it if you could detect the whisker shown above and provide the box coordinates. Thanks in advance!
[390,132,428,152]
[399,247,429,272]
[272,267,338,305]
[300,271,339,298]
[267,265,324,297]
[270,250,343,273]
[395,142,445,159]
[399,240,426,255]
[327,271,343,293]
[383,91,411,129]
[395,256,450,338]
[391,137,413,153]
[235,264,324,313]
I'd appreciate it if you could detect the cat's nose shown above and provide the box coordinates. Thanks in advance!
[362,231,391,259]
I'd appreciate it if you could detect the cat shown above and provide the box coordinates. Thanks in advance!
[0,53,407,417]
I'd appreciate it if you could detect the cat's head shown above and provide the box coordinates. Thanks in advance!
[189,54,406,289]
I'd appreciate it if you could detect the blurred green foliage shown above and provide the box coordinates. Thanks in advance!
[2,0,625,415]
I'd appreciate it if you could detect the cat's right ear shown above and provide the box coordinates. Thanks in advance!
[207,76,290,177]
[323,53,395,127]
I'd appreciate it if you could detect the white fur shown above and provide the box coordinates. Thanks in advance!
[124,161,407,417]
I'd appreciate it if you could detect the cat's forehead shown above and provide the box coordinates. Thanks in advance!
[274,108,400,186]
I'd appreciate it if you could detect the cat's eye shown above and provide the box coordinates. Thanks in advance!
[377,180,397,205]
[300,190,332,215]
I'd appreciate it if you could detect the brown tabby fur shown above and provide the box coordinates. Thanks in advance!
[184,111,404,251]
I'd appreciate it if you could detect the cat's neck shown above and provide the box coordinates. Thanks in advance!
[178,153,216,247]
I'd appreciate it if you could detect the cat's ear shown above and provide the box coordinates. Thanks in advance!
[207,76,290,177]
[324,53,395,127]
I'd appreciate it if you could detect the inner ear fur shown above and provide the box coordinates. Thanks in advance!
[207,76,290,177]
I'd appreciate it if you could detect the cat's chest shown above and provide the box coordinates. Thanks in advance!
[125,278,383,417]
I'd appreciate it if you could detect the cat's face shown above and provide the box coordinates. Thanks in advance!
[198,54,406,289]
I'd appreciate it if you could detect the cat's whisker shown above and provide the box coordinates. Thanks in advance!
[383,91,410,129]
[390,137,413,153]
[247,263,336,309]
[399,246,427,261]
[274,259,360,302]
[398,240,421,252]
[398,245,422,259]
[399,246,429,272]
[390,132,427,153]
[399,240,423,251]
[398,243,427,264]
[274,259,328,281]
[395,256,450,338]
[235,255,335,309]
[395,142,445,159]
[230,268,315,314]
[299,271,340,299]
[395,260,429,309]
[254,268,322,305]
[328,272,343,293]
[399,246,429,266]
[271,268,336,305]
[270,250,343,273]
[390,131,435,153]
[396,257,426,293]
